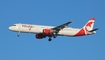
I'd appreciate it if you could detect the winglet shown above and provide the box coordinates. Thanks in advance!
[64,21,73,25]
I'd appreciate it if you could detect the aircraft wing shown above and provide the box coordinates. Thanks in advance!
[51,21,72,32]
[36,22,72,38]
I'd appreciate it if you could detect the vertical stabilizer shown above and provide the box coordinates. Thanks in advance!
[83,18,95,33]
[74,18,95,36]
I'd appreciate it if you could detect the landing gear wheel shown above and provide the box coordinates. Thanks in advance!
[53,35,56,38]
[48,38,52,41]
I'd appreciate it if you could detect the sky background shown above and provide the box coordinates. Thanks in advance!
[0,0,105,60]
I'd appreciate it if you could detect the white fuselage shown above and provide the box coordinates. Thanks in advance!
[9,23,81,37]
[9,18,97,41]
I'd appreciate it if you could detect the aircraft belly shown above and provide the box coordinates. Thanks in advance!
[58,31,78,36]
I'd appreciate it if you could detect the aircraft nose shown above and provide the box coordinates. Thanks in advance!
[9,26,12,30]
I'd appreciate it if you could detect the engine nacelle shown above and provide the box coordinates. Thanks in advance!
[36,34,45,39]
[43,29,52,35]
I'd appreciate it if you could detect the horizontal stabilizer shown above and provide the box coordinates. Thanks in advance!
[89,28,99,32]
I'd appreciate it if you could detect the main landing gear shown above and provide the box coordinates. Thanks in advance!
[48,33,57,41]
[53,33,57,38]
[48,36,52,42]
[48,38,52,41]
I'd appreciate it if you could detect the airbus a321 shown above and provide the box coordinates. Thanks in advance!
[9,18,98,41]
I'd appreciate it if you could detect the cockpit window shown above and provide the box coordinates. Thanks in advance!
[12,25,16,26]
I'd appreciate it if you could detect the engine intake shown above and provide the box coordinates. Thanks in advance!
[43,29,52,35]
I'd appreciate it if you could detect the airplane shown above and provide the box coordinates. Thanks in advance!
[9,18,98,41]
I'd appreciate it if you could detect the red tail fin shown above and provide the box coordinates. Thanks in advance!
[75,18,95,36]
[83,18,95,33]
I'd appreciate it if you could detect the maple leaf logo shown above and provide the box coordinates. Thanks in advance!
[85,22,93,32]
[86,22,93,27]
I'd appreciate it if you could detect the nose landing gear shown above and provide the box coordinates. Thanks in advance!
[17,31,20,37]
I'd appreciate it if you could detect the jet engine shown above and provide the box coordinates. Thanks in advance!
[36,34,45,39]
[43,29,52,35]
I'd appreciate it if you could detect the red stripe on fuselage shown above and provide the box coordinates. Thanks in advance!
[74,28,86,36]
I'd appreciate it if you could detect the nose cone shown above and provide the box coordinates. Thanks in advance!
[9,26,13,30]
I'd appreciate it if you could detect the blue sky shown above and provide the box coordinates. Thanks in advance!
[0,0,105,60]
